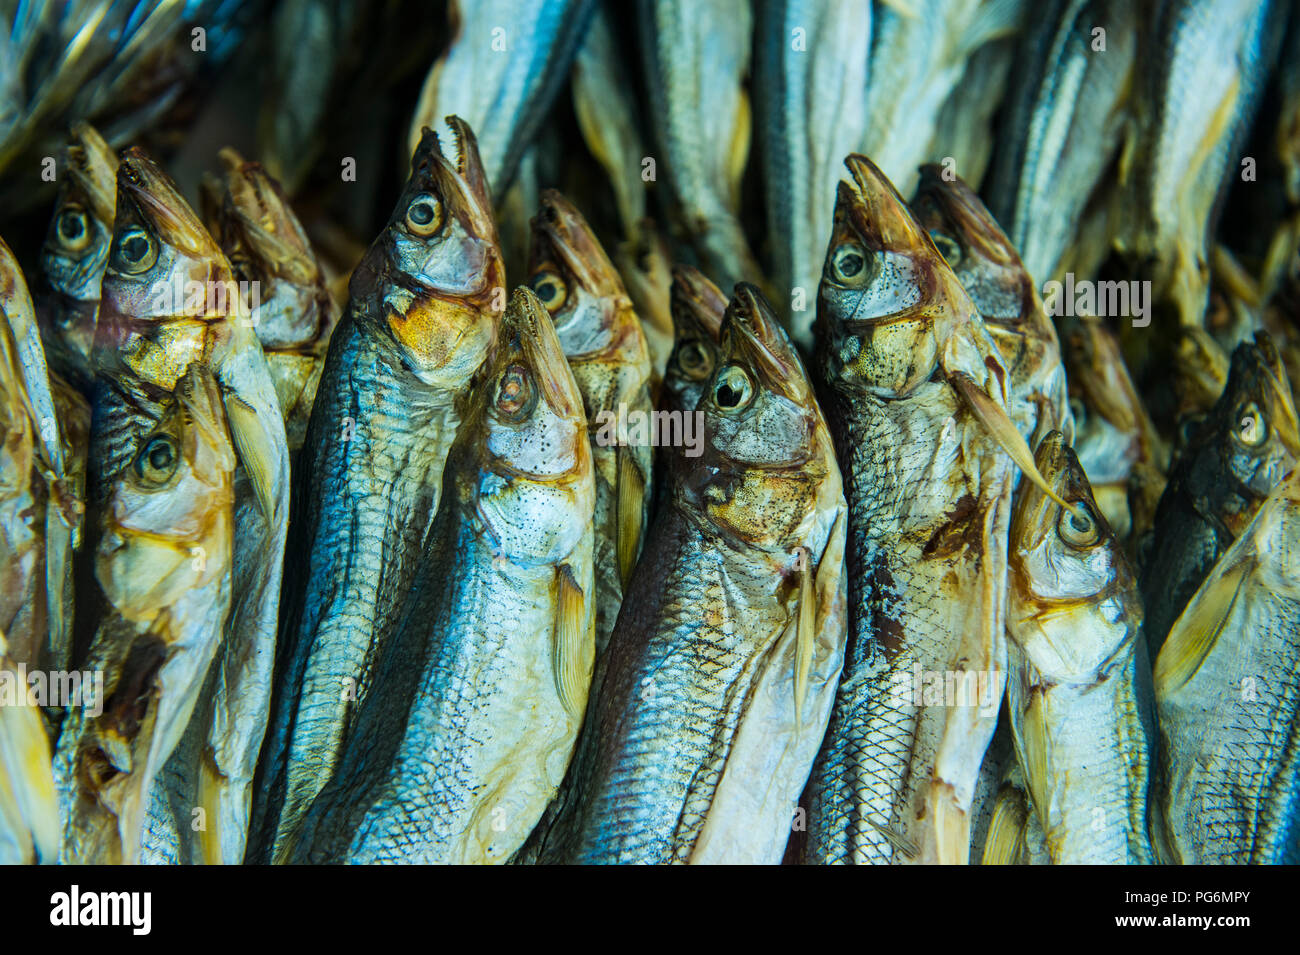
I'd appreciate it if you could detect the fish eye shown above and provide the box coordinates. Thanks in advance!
[56,205,90,252]
[830,242,867,283]
[929,231,962,265]
[675,340,713,381]
[529,270,568,313]
[495,363,536,419]
[133,434,179,486]
[713,364,754,410]
[1058,502,1100,548]
[405,192,445,237]
[111,226,158,275]
[1235,402,1267,448]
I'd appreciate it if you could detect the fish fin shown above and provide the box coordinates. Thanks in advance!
[1154,557,1250,696]
[981,789,1029,865]
[0,671,59,862]
[867,817,919,860]
[964,0,1024,50]
[932,781,970,865]
[615,445,645,589]
[950,371,1083,520]
[792,548,815,721]
[197,750,224,865]
[553,564,592,717]
[223,392,280,525]
[727,89,752,213]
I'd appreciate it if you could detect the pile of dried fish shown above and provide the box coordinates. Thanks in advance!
[1,0,1299,866]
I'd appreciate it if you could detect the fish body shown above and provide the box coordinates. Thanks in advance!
[288,288,594,864]
[861,0,1024,199]
[0,235,73,674]
[928,35,1017,191]
[1124,0,1285,325]
[912,166,1072,446]
[1154,467,1300,863]
[1140,333,1299,656]
[409,0,595,196]
[754,0,872,348]
[532,285,847,864]
[986,0,1139,283]
[253,119,504,862]
[54,364,235,864]
[804,155,1019,865]
[637,0,763,292]
[86,148,289,865]
[209,148,339,453]
[528,191,652,653]
[1006,431,1156,864]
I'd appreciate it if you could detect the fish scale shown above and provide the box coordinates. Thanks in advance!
[543,522,787,864]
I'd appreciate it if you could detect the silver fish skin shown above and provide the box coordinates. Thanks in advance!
[804,155,1019,865]
[1123,0,1285,326]
[409,0,596,197]
[912,166,1073,447]
[860,0,1024,198]
[252,118,504,863]
[287,288,595,864]
[531,284,847,864]
[985,0,1140,283]
[754,0,871,349]
[1006,431,1156,864]
[926,34,1017,191]
[38,121,118,393]
[1154,467,1300,864]
[528,191,653,655]
[0,235,75,675]
[54,364,235,865]
[637,0,764,293]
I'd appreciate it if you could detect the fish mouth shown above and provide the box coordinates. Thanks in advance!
[119,148,221,261]
[64,122,118,226]
[410,116,498,245]
[669,265,726,341]
[530,190,617,298]
[838,154,933,255]
[217,147,318,284]
[721,283,808,405]
[506,286,583,421]
[913,165,1021,268]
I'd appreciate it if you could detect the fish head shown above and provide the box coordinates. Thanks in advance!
[380,117,504,389]
[1210,332,1300,511]
[40,123,119,359]
[97,148,233,393]
[689,284,830,548]
[212,147,325,349]
[97,363,235,624]
[1009,431,1139,680]
[473,287,592,565]
[527,190,635,361]
[663,265,726,414]
[816,155,973,399]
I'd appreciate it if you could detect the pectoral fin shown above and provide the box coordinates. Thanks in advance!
[1154,557,1250,696]
[615,446,645,589]
[223,393,282,525]
[553,565,592,717]
[981,788,1029,865]
[950,371,1084,521]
